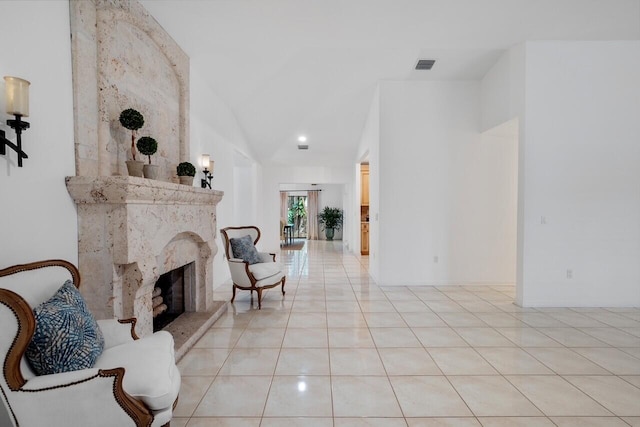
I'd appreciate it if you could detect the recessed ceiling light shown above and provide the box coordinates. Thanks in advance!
[298,135,307,143]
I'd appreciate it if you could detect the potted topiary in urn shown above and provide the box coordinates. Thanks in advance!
[119,108,145,177]
[136,136,159,179]
[177,161,196,186]
[318,206,343,241]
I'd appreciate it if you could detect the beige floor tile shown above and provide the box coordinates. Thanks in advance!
[564,375,640,416]
[283,327,328,348]
[458,301,502,313]
[359,300,397,312]
[171,418,189,427]
[210,312,254,328]
[407,418,481,426]
[275,348,330,375]
[401,312,449,327]
[495,328,563,347]
[524,348,610,374]
[550,417,630,426]
[537,328,608,347]
[621,376,640,387]
[217,348,280,375]
[246,312,290,328]
[291,299,327,312]
[326,300,362,312]
[391,300,432,312]
[513,313,569,327]
[288,312,327,328]
[428,348,498,375]
[425,300,467,313]
[328,328,376,347]
[582,312,640,328]
[193,376,272,416]
[448,376,543,416]
[177,348,230,376]
[413,327,469,347]
[332,376,403,417]
[506,375,611,416]
[330,348,387,375]
[363,312,407,327]
[378,347,442,375]
[194,327,244,348]
[390,376,473,417]
[172,376,215,417]
[369,327,423,348]
[477,417,555,426]
[334,417,409,426]
[622,327,640,338]
[264,376,333,417]
[546,311,608,327]
[623,417,640,426]
[439,313,487,327]
[261,418,333,427]
[579,328,640,347]
[235,328,286,348]
[454,328,515,347]
[474,313,526,327]
[327,312,368,328]
[572,347,640,375]
[476,348,554,375]
[186,418,260,427]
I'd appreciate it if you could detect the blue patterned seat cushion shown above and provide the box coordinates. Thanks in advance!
[230,234,262,264]
[26,280,105,375]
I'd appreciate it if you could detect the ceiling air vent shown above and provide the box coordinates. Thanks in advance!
[297,144,309,150]
[415,59,436,70]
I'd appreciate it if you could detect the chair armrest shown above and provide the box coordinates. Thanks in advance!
[228,258,253,286]
[17,367,152,426]
[258,252,276,262]
[98,318,139,348]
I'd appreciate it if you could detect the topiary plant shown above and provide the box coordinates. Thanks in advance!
[119,108,144,161]
[177,162,196,177]
[136,136,157,164]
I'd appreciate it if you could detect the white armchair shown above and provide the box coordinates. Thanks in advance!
[220,226,286,309]
[0,260,180,427]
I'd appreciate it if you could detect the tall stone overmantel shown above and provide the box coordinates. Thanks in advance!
[66,176,224,337]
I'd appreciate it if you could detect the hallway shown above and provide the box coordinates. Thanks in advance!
[174,241,640,426]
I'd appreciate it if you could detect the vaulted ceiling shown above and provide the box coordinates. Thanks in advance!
[141,0,640,167]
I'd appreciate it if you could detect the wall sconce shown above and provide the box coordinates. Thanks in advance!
[200,154,214,189]
[0,76,31,167]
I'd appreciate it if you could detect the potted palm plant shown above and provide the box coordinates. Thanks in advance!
[119,108,145,177]
[318,206,343,241]
[136,136,158,179]
[177,161,196,186]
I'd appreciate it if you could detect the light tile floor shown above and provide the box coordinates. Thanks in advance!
[173,240,640,426]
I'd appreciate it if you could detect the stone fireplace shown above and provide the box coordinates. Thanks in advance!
[65,0,225,349]
[66,176,223,339]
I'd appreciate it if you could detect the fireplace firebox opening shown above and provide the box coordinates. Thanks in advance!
[152,262,195,331]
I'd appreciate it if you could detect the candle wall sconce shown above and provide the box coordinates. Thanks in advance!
[0,76,31,167]
[200,154,214,189]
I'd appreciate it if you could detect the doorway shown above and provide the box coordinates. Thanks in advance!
[288,195,307,238]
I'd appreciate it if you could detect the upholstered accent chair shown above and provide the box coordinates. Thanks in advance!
[220,226,286,309]
[0,260,180,427]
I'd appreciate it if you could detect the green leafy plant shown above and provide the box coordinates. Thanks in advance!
[136,136,157,164]
[177,162,196,177]
[119,108,144,161]
[318,206,343,231]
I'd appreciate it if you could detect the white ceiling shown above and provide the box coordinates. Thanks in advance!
[141,0,639,167]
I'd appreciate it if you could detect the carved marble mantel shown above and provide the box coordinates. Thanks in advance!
[66,176,223,337]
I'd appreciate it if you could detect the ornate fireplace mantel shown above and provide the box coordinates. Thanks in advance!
[66,176,223,337]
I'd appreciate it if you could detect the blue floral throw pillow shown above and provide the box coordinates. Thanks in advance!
[230,234,262,264]
[26,280,105,376]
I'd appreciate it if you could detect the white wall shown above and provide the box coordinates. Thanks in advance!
[376,80,517,286]
[519,41,640,306]
[0,1,77,267]
[189,67,258,287]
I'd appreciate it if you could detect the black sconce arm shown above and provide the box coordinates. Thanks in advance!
[0,129,29,161]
